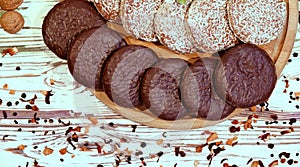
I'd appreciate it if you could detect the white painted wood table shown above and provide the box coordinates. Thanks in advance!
[0,1,300,167]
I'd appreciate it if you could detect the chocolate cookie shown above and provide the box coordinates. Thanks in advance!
[42,0,106,60]
[141,58,188,120]
[102,45,159,108]
[0,11,24,34]
[181,58,235,120]
[214,44,277,108]
[207,96,236,120]
[68,26,126,91]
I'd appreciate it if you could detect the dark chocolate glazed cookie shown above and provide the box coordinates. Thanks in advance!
[68,26,126,90]
[215,44,277,108]
[141,58,188,120]
[42,0,106,60]
[181,58,211,118]
[206,96,236,120]
[102,45,159,108]
[202,58,236,120]
[181,58,235,120]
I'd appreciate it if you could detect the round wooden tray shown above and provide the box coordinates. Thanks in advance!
[93,0,298,130]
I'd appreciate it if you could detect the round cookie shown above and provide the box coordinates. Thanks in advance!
[186,0,238,53]
[181,58,235,120]
[0,0,23,11]
[227,0,287,45]
[68,26,126,91]
[120,0,162,42]
[141,58,188,120]
[154,0,196,54]
[214,44,277,108]
[181,58,211,118]
[42,0,106,60]
[102,45,159,108]
[0,11,24,34]
[94,0,120,21]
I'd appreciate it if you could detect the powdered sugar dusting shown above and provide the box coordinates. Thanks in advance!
[228,0,287,45]
[120,0,162,42]
[187,0,238,53]
[94,0,121,21]
[154,0,197,54]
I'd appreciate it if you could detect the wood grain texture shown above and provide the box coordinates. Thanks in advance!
[0,0,299,167]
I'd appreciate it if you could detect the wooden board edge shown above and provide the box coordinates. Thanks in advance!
[275,0,298,76]
[93,91,244,130]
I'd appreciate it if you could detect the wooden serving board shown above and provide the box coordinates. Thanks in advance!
[93,0,298,130]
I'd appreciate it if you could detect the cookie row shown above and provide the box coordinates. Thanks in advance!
[94,0,287,54]
[66,24,237,121]
[0,0,24,34]
[67,23,277,121]
[42,0,229,120]
[42,0,277,121]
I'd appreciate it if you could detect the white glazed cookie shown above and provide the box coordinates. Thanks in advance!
[187,0,238,53]
[154,0,197,54]
[120,0,162,42]
[93,0,121,21]
[227,0,287,45]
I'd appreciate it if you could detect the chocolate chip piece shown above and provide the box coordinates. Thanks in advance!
[21,93,26,98]
[140,142,146,148]
[268,143,274,149]
[7,101,12,107]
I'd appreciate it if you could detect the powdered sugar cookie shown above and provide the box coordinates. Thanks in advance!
[187,0,238,53]
[154,0,196,54]
[120,0,162,42]
[227,0,287,45]
[94,0,120,21]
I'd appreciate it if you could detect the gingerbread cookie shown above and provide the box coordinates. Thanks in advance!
[0,11,24,34]
[0,0,23,11]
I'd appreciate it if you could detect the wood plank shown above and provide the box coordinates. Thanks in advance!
[0,0,299,167]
